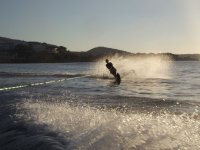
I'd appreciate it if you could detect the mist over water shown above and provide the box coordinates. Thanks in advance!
[93,55,172,80]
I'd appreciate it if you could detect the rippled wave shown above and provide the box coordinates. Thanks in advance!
[1,90,200,150]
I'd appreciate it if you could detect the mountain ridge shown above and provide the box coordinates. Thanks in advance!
[0,36,200,63]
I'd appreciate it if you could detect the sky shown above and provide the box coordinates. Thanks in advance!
[0,0,200,53]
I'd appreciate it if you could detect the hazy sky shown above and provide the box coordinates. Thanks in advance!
[0,0,200,53]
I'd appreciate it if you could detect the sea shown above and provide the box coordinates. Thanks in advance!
[0,59,200,150]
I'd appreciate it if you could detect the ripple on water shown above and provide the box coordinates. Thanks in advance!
[13,98,200,150]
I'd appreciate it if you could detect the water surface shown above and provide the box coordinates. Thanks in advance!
[0,61,200,150]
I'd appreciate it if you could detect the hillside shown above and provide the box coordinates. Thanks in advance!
[0,37,25,44]
[0,36,200,63]
[0,37,26,50]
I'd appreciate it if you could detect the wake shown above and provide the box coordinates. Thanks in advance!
[0,74,91,91]
[14,96,200,150]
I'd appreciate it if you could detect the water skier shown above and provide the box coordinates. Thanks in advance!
[105,59,121,84]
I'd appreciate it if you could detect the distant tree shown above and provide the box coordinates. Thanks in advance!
[57,46,67,54]
[56,46,69,61]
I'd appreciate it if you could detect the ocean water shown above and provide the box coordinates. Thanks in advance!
[0,60,200,150]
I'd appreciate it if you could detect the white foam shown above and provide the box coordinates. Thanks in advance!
[17,99,200,150]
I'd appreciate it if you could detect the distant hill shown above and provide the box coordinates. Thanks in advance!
[0,37,25,44]
[0,36,200,63]
[0,37,68,63]
[0,37,26,50]
[86,47,131,57]
[0,37,57,52]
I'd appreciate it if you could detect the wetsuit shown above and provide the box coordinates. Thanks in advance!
[106,62,117,77]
